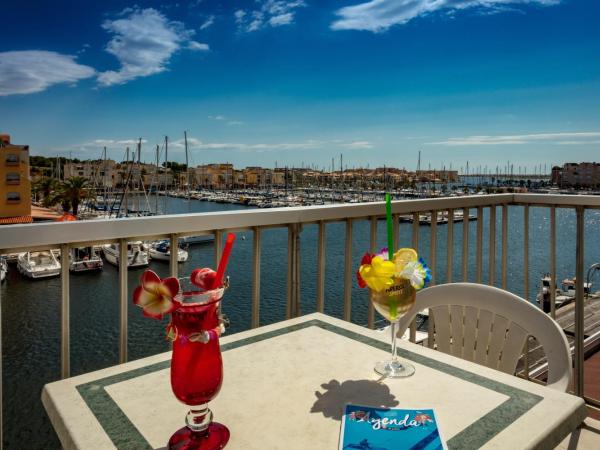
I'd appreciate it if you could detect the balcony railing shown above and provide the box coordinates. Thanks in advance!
[0,193,599,446]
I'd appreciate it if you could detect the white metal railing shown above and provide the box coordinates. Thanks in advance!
[1,193,600,446]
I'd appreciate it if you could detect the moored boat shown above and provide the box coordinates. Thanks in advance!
[148,240,188,262]
[102,241,149,268]
[17,251,61,279]
[1,257,7,283]
[70,247,103,273]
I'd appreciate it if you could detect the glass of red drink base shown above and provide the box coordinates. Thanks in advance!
[168,279,230,450]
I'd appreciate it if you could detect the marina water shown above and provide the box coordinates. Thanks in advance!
[1,197,600,448]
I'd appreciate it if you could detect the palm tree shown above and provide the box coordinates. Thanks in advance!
[61,177,90,216]
[33,178,59,206]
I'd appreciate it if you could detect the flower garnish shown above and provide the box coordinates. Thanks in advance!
[133,270,181,319]
[374,247,390,260]
[358,247,430,292]
[356,252,372,288]
[358,256,396,292]
[398,258,431,290]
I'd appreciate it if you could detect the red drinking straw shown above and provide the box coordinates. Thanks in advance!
[212,233,236,289]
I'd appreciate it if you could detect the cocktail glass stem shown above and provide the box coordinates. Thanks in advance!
[186,404,212,434]
[390,321,398,364]
[374,319,415,378]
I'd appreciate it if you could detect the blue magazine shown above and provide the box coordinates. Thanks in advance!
[339,404,447,450]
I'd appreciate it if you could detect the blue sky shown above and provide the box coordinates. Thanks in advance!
[1,0,599,171]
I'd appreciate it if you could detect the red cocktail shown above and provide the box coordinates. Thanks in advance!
[168,280,230,450]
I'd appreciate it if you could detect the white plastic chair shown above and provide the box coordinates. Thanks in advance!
[397,283,571,391]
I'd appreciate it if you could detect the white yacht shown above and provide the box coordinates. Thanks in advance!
[102,241,149,268]
[70,247,103,273]
[148,240,188,262]
[1,257,7,283]
[17,251,61,279]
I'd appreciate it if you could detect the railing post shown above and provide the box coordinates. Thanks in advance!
[550,206,557,319]
[575,206,585,397]
[251,227,261,328]
[476,206,483,283]
[169,233,178,279]
[410,213,419,342]
[343,219,353,322]
[524,205,529,301]
[213,230,223,269]
[368,217,377,329]
[428,210,437,348]
[316,221,325,313]
[462,207,469,282]
[501,204,508,289]
[488,206,496,286]
[119,238,128,364]
[286,224,301,319]
[429,210,437,286]
[392,213,399,250]
[447,209,454,283]
[0,253,2,449]
[60,244,70,379]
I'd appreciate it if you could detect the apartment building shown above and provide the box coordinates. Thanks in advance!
[0,134,32,221]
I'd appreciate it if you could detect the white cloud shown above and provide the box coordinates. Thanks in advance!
[269,13,294,26]
[188,41,210,51]
[331,0,561,32]
[0,50,95,96]
[235,1,305,32]
[98,8,199,86]
[169,137,373,152]
[200,15,215,30]
[426,132,600,146]
[208,115,226,120]
[84,139,148,148]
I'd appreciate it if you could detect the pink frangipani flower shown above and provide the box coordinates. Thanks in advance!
[133,270,180,319]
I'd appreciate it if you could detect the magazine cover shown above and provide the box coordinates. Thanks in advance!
[339,404,447,450]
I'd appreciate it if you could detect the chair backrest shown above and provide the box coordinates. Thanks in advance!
[397,283,571,391]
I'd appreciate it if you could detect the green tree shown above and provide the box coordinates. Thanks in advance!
[61,176,90,216]
[32,177,59,206]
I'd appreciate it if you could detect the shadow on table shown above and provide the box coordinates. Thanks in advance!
[310,379,399,420]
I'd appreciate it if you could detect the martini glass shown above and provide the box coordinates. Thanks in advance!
[168,278,229,450]
[370,277,416,378]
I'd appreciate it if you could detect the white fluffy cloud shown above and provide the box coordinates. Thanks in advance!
[98,8,207,86]
[235,1,305,32]
[331,0,561,32]
[0,51,95,96]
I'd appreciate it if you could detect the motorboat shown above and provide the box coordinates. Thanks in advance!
[70,247,103,273]
[1,257,7,283]
[17,251,61,279]
[102,241,149,268]
[148,240,188,263]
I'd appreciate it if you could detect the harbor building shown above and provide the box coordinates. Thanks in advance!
[0,134,32,223]
[553,162,600,188]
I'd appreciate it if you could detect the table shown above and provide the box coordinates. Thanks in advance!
[43,313,587,449]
